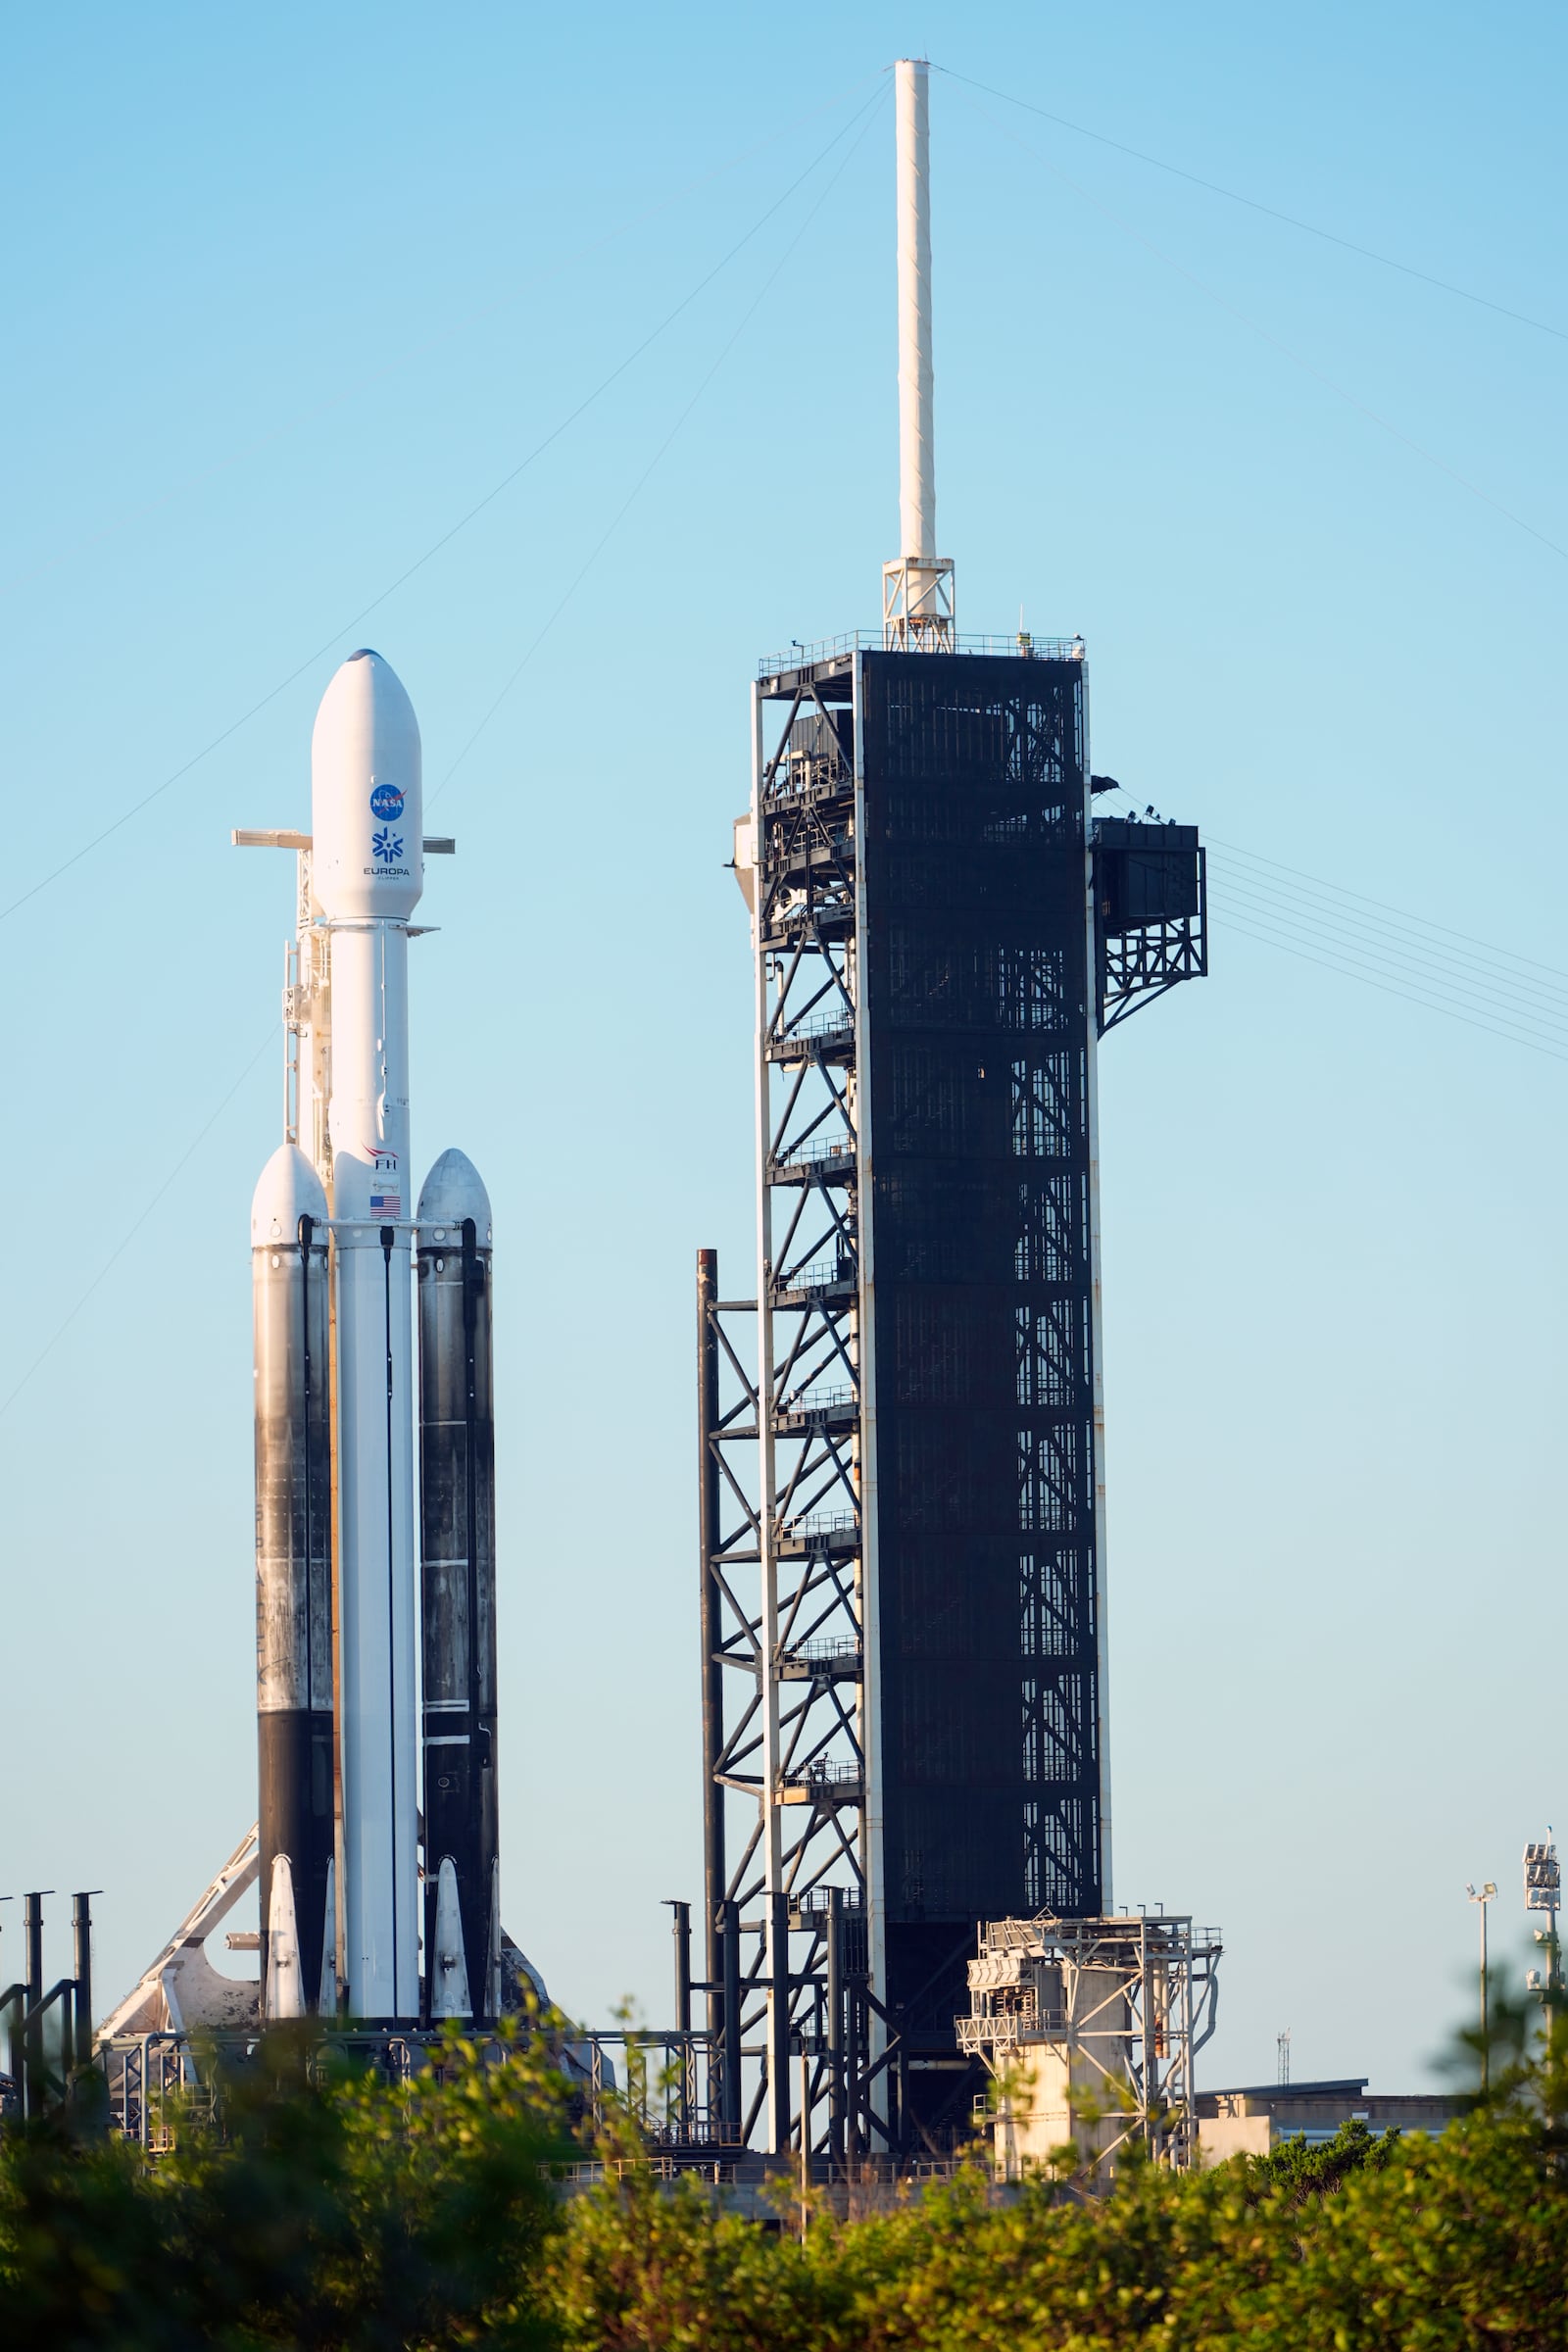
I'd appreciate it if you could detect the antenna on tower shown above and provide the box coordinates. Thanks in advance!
[882,58,955,650]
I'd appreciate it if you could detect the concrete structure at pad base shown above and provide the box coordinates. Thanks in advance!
[957,1914,1222,2180]
[981,1973,1134,2180]
[96,1829,266,2042]
[97,1824,553,2047]
[1196,2079,1465,2164]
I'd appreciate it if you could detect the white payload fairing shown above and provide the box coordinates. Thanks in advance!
[245,650,500,2025]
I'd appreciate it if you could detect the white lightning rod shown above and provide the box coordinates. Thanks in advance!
[884,58,954,648]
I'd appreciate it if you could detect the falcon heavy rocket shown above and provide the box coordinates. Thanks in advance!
[245,650,500,2026]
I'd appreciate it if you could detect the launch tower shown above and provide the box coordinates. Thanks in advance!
[698,60,1205,2156]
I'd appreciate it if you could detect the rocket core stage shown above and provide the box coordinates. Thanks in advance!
[246,650,499,2026]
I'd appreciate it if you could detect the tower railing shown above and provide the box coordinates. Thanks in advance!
[759,631,1085,678]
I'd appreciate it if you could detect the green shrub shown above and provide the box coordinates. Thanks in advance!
[6,2014,1568,2348]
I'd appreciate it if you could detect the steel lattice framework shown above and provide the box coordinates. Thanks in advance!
[699,640,1204,2161]
[701,654,886,2158]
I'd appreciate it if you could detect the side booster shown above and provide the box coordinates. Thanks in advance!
[251,1146,334,2018]
[416,1150,499,2022]
[249,649,501,2026]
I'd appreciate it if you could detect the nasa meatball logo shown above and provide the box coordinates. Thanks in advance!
[369,783,406,822]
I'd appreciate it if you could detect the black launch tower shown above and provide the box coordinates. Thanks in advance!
[697,634,1204,2156]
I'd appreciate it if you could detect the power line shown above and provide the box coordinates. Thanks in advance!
[944,86,1568,568]
[0,102,891,1429]
[1207,867,1568,1039]
[431,87,886,803]
[0,1027,277,1423]
[1107,782,1568,999]
[1208,835,1568,988]
[0,95,881,931]
[1101,785,1568,1059]
[1217,906,1568,1065]
[932,64,1568,345]
[1209,882,1568,1054]
[0,70,891,605]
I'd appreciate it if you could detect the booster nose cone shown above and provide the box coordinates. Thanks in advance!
[417,1149,493,1241]
[311,650,423,922]
[252,1144,329,1248]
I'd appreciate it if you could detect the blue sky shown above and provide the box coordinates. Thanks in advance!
[2,0,1563,2087]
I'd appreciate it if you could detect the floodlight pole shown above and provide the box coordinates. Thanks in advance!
[1522,1838,1562,2088]
[1467,1882,1496,2092]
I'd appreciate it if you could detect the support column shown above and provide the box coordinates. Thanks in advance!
[72,1892,94,2076]
[668,1899,693,2135]
[768,1887,792,2154]
[24,1892,45,2095]
[696,1250,725,2051]
[721,1898,742,2138]
[826,1888,845,2162]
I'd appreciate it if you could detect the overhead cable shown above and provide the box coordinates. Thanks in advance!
[0,1027,277,1423]
[933,63,1567,345]
[1208,867,1568,1042]
[944,87,1568,568]
[0,95,883,931]
[0,69,891,605]
[1208,834,1568,987]
[0,100,892,1427]
[1215,905,1568,1064]
[431,87,887,802]
[1100,784,1568,1059]
[1209,881,1568,1055]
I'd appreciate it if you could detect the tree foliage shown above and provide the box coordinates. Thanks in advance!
[0,2021,568,2351]
[5,2015,1568,2348]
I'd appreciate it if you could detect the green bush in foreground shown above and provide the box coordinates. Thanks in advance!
[0,2023,567,2350]
[552,2105,1568,2352]
[4,2016,1568,2349]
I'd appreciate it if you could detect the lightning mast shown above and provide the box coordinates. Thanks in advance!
[883,61,953,650]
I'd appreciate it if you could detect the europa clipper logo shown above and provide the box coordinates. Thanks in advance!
[366,782,412,876]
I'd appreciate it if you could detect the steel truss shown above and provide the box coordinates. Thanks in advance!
[699,1259,902,2162]
[95,2024,722,2156]
[1094,821,1207,1033]
[696,657,907,2160]
[700,648,1208,2164]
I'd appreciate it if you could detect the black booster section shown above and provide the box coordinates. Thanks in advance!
[417,1215,498,2017]
[254,1214,334,2006]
